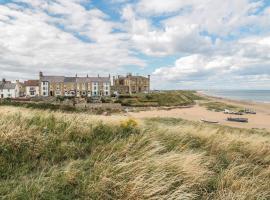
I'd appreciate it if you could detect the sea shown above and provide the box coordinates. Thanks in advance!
[202,90,270,103]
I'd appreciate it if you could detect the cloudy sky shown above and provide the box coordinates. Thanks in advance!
[0,0,270,89]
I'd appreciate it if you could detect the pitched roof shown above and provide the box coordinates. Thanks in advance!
[40,76,65,82]
[2,83,16,90]
[40,74,110,83]
[64,77,76,83]
[24,80,39,87]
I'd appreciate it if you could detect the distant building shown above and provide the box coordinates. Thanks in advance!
[112,74,150,94]
[39,72,111,97]
[24,80,39,97]
[0,79,21,99]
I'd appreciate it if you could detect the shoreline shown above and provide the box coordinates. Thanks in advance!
[196,91,270,115]
[197,90,270,104]
[128,91,270,131]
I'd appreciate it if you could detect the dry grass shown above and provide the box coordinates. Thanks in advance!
[0,106,269,199]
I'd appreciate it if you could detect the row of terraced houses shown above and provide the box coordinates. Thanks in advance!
[0,72,150,99]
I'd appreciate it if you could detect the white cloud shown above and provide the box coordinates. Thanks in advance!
[0,0,270,89]
[153,34,270,87]
[121,0,270,57]
[0,1,145,80]
[119,0,270,88]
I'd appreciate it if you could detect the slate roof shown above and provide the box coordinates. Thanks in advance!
[2,83,16,90]
[40,76,65,82]
[64,77,76,83]
[40,74,110,83]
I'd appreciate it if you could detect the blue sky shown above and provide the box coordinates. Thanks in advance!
[0,0,270,89]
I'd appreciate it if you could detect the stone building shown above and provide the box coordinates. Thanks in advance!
[39,72,111,97]
[112,74,150,94]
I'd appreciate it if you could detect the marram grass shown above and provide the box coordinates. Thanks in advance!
[0,106,269,200]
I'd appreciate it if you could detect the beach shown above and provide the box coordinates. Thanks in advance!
[128,92,270,131]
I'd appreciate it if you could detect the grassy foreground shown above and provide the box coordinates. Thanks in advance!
[0,106,269,199]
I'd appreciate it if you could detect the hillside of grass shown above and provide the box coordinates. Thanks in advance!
[0,107,269,199]
[117,90,202,107]
[199,101,243,112]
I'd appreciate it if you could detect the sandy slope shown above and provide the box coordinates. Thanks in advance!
[128,94,270,131]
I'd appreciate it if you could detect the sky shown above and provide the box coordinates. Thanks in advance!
[0,0,270,90]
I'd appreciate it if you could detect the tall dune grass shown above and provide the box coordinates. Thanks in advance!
[0,107,269,199]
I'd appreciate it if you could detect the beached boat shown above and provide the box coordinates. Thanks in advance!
[201,119,219,124]
[224,109,244,115]
[227,117,248,123]
[244,109,256,114]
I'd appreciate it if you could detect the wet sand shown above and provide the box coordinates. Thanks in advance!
[128,93,270,131]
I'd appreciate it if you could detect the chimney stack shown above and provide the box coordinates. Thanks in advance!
[148,75,150,80]
[39,71,43,78]
[2,78,6,83]
[87,74,89,78]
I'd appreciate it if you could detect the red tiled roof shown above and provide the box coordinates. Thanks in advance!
[24,80,39,86]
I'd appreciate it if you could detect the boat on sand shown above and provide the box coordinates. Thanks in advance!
[227,117,248,123]
[201,119,219,124]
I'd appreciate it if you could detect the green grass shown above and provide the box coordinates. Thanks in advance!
[199,101,242,112]
[0,99,121,114]
[117,90,202,107]
[0,108,269,199]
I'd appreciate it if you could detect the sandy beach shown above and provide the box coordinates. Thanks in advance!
[129,92,270,131]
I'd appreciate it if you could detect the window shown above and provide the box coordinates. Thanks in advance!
[43,92,46,95]
[30,91,35,96]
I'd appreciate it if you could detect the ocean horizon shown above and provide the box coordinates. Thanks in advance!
[201,90,270,103]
